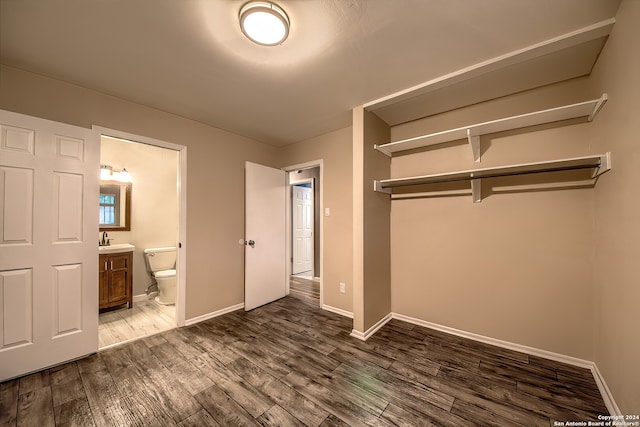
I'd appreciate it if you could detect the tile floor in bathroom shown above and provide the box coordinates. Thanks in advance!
[98,298,176,349]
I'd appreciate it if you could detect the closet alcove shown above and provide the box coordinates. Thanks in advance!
[351,17,615,338]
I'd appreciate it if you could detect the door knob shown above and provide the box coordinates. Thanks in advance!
[246,240,255,248]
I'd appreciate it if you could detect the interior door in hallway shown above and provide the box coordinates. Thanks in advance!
[0,109,99,381]
[292,184,313,275]
[244,162,286,311]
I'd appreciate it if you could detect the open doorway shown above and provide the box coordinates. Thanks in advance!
[291,179,314,276]
[94,126,187,349]
[287,163,322,307]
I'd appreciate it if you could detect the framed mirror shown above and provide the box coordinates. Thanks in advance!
[99,180,132,231]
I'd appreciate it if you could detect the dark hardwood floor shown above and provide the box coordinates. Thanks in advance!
[289,276,320,306]
[1,295,608,426]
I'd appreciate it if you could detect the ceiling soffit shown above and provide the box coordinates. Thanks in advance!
[365,19,615,127]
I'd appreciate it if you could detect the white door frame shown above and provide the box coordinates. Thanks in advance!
[283,160,323,307]
[92,126,187,327]
[290,178,314,276]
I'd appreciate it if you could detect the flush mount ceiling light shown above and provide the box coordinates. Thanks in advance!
[239,1,290,46]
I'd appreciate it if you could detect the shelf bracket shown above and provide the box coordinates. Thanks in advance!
[471,178,482,203]
[374,144,392,157]
[588,93,608,122]
[467,129,481,163]
[374,180,392,194]
[593,152,612,178]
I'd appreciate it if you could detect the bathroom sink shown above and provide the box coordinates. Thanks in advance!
[99,243,135,254]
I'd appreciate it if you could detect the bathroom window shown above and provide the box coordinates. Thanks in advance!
[99,193,118,226]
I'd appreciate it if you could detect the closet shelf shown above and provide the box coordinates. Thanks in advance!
[374,152,611,203]
[374,94,608,162]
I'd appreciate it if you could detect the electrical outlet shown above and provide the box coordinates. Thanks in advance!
[339,282,346,293]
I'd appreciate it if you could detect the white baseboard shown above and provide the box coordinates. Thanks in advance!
[393,313,593,368]
[351,312,393,341]
[590,363,621,416]
[322,304,353,319]
[184,303,244,326]
[133,293,153,303]
[391,312,620,415]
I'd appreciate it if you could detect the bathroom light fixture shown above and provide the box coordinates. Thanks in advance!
[239,1,290,46]
[116,168,131,183]
[100,164,113,180]
[100,164,132,182]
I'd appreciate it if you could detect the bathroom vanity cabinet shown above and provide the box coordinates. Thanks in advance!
[99,252,133,310]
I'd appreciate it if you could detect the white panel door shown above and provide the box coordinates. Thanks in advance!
[0,109,99,381]
[244,162,286,311]
[292,185,314,275]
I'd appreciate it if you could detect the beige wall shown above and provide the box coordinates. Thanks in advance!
[362,111,391,331]
[389,78,602,360]
[278,127,353,313]
[352,107,365,331]
[589,0,640,414]
[101,137,179,296]
[352,106,392,333]
[0,65,279,320]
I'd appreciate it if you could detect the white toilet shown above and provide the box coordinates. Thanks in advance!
[143,247,177,305]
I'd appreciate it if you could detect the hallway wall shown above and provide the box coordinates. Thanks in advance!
[279,127,354,314]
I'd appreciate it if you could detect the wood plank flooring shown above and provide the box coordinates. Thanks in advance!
[289,276,320,306]
[99,298,176,349]
[1,296,608,426]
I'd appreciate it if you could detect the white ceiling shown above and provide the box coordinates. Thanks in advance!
[0,0,621,146]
